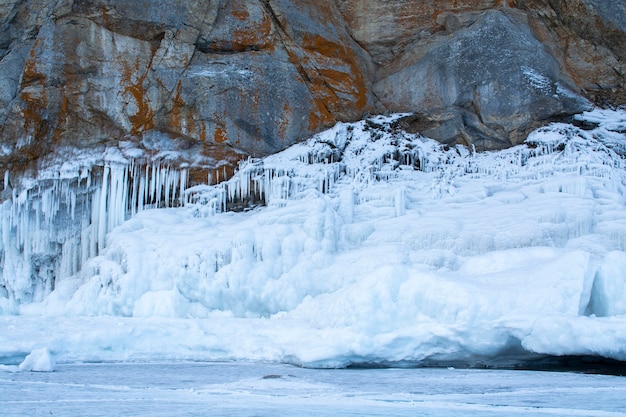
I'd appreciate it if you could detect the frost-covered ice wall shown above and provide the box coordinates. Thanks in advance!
[2,110,626,313]
[1,109,626,367]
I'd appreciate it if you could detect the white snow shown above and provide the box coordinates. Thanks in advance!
[1,108,626,368]
[190,64,254,79]
[522,66,552,92]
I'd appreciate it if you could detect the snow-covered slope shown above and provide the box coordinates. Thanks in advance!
[1,109,626,368]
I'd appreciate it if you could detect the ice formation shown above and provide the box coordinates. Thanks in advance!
[1,108,626,368]
[18,347,55,372]
[0,147,188,308]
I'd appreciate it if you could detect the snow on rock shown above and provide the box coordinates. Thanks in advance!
[18,347,55,372]
[1,108,626,367]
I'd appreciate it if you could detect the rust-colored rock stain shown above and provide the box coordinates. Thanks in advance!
[122,62,156,135]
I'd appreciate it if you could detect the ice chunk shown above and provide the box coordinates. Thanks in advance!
[18,347,55,372]
[586,251,626,317]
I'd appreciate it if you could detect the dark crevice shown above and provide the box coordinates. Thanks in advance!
[259,0,286,35]
[197,43,262,54]
[345,355,626,376]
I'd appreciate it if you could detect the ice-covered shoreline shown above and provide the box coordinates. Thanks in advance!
[1,108,626,368]
[2,313,626,369]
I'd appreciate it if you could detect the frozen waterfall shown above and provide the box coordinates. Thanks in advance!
[0,155,187,308]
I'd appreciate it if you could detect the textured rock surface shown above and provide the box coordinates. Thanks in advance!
[514,0,626,106]
[0,0,624,172]
[0,0,374,173]
[334,0,504,66]
[373,10,590,149]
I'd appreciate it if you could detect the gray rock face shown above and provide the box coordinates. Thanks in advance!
[583,0,626,31]
[333,0,502,66]
[514,0,626,106]
[0,0,624,172]
[374,10,591,149]
[0,0,374,172]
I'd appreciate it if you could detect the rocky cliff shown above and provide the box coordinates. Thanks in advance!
[0,0,625,307]
[0,0,624,174]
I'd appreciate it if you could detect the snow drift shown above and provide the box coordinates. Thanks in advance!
[1,108,626,368]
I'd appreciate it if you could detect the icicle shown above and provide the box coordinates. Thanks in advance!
[129,164,136,215]
[137,166,145,212]
[395,186,406,217]
[221,183,227,212]
[142,164,149,210]
[97,165,109,252]
[154,164,161,208]
[180,169,187,206]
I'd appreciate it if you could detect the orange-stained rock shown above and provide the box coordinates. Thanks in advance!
[334,0,504,65]
[0,0,624,174]
[0,0,375,168]
[201,0,275,53]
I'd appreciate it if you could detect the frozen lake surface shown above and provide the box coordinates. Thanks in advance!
[2,362,626,417]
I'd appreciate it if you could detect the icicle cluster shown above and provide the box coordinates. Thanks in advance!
[188,111,626,216]
[0,159,188,309]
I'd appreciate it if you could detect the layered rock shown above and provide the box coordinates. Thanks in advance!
[335,0,624,148]
[334,0,505,66]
